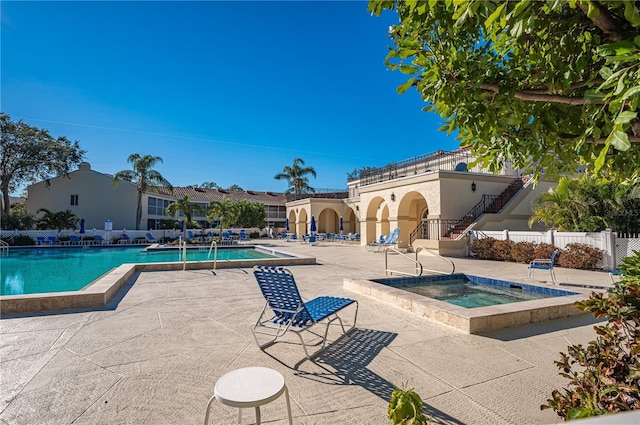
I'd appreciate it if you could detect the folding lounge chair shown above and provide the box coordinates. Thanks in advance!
[145,233,157,243]
[36,236,47,245]
[93,235,107,245]
[367,228,400,252]
[528,249,560,284]
[251,266,358,363]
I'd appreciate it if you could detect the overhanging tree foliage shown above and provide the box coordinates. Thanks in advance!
[0,113,85,215]
[368,0,640,180]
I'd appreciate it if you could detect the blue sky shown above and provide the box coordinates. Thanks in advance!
[2,1,459,195]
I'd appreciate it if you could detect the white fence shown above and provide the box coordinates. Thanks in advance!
[0,228,270,244]
[473,229,640,269]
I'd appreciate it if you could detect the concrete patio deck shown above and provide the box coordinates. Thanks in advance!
[0,240,615,424]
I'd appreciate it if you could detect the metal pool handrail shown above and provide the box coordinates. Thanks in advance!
[415,247,455,275]
[384,247,423,277]
[207,240,218,270]
[0,240,8,256]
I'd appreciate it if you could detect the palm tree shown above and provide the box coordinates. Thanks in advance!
[165,195,203,228]
[274,158,317,196]
[112,154,172,230]
[36,208,78,233]
[529,177,600,231]
[206,196,238,231]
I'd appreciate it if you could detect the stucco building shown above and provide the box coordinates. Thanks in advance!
[285,148,555,255]
[26,162,287,231]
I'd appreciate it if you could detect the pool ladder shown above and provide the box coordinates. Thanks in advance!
[0,239,8,256]
[384,246,455,277]
[179,239,218,271]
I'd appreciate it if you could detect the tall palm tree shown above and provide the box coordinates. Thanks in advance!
[206,196,238,231]
[112,154,172,230]
[165,195,203,228]
[274,158,317,196]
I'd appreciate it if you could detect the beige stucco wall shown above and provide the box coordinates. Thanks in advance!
[286,171,558,249]
[285,198,357,235]
[27,162,139,230]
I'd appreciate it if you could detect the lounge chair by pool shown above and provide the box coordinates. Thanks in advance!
[251,266,358,364]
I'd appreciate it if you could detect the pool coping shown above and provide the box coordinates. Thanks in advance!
[344,274,596,334]
[0,245,314,314]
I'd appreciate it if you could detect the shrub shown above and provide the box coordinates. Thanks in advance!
[250,231,260,239]
[1,235,36,246]
[493,239,514,261]
[559,243,603,269]
[510,241,536,263]
[388,385,429,425]
[542,251,640,419]
[471,237,496,259]
[534,243,558,261]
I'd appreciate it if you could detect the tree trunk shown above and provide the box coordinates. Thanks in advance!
[136,191,142,230]
[1,179,11,216]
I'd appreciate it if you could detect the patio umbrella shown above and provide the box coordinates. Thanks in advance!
[310,216,317,234]
[79,218,85,240]
[339,216,343,232]
[180,220,185,234]
[285,218,289,232]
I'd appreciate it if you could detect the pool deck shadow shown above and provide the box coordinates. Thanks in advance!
[0,240,618,425]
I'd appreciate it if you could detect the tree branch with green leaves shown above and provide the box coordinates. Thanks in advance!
[368,0,640,180]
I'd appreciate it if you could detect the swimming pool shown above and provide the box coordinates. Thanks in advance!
[371,274,576,308]
[344,273,589,333]
[1,246,277,295]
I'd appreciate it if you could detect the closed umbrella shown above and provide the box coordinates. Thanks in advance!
[79,218,85,241]
[310,216,317,234]
[285,218,289,232]
[339,216,344,232]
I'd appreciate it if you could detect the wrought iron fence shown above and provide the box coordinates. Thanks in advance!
[286,188,349,202]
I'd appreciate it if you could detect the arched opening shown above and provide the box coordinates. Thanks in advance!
[345,208,358,235]
[364,197,388,244]
[287,210,296,234]
[297,209,308,235]
[318,208,340,233]
[397,191,428,247]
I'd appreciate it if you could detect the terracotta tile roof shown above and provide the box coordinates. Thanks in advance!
[152,186,287,204]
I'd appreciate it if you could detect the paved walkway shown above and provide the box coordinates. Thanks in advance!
[0,240,614,424]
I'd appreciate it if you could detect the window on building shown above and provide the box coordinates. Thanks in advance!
[147,197,174,216]
[70,195,79,206]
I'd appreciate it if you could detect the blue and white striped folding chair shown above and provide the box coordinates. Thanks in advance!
[251,266,358,363]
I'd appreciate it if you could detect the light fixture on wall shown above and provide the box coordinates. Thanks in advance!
[471,181,477,193]
[390,192,396,201]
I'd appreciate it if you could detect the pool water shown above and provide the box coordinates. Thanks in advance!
[374,274,576,308]
[1,247,277,295]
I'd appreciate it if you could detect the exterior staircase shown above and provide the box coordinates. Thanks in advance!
[409,176,530,244]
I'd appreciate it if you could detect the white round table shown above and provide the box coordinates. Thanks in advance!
[204,367,293,424]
